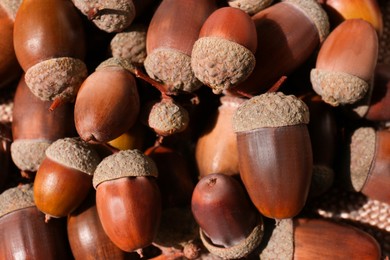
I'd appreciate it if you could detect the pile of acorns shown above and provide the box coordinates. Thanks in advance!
[0,0,389,259]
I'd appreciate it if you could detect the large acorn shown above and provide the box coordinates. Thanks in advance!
[93,149,161,254]
[232,92,312,219]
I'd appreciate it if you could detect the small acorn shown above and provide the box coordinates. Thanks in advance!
[227,0,273,15]
[0,184,73,259]
[13,0,88,109]
[33,137,101,221]
[311,19,379,106]
[93,149,161,253]
[74,57,140,143]
[232,92,312,219]
[191,7,257,94]
[191,173,263,259]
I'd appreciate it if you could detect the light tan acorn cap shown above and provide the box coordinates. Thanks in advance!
[10,139,51,172]
[259,219,294,259]
[25,57,88,102]
[311,69,370,106]
[192,37,256,95]
[228,0,273,15]
[283,0,330,42]
[46,137,101,176]
[93,149,158,189]
[0,184,34,218]
[349,127,376,192]
[200,221,264,259]
[144,47,202,93]
[232,92,309,132]
[0,0,22,20]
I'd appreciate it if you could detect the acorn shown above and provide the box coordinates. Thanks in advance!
[74,57,140,143]
[13,0,87,109]
[311,19,379,106]
[93,149,161,253]
[0,0,22,89]
[107,121,146,151]
[144,0,217,93]
[191,6,257,94]
[33,137,101,221]
[10,76,76,177]
[232,92,312,219]
[0,184,73,259]
[227,0,273,15]
[343,127,390,204]
[191,173,263,259]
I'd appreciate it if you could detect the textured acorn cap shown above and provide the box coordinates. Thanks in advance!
[191,37,256,94]
[349,127,376,192]
[0,0,22,19]
[46,137,101,176]
[200,221,264,259]
[227,0,273,15]
[232,92,309,132]
[311,69,370,106]
[110,24,147,64]
[93,149,158,188]
[0,184,34,218]
[25,57,88,102]
[144,47,202,93]
[283,0,330,42]
[11,139,51,172]
[259,219,294,259]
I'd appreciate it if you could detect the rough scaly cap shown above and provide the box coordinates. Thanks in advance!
[0,184,35,218]
[259,219,294,259]
[227,0,273,15]
[46,137,101,176]
[0,0,22,20]
[11,139,52,172]
[93,149,158,189]
[232,92,309,132]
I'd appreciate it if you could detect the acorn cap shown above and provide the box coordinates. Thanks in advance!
[24,57,88,102]
[144,47,202,93]
[191,37,256,94]
[0,0,22,19]
[283,0,330,42]
[200,220,264,259]
[10,139,51,172]
[93,149,158,189]
[227,0,273,15]
[311,69,370,106]
[232,92,309,132]
[46,137,101,176]
[349,127,376,192]
[0,184,34,218]
[259,219,294,259]
[110,24,147,64]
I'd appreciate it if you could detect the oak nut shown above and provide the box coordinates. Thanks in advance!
[233,92,312,219]
[191,6,257,94]
[311,19,379,106]
[93,149,161,253]
[33,137,101,220]
[191,173,263,259]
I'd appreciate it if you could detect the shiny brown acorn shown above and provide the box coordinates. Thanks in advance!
[13,0,87,109]
[10,76,76,177]
[191,6,257,94]
[145,0,217,93]
[227,0,273,15]
[34,137,101,221]
[93,149,161,254]
[107,121,146,151]
[233,92,312,219]
[0,184,73,259]
[311,19,378,106]
[191,173,263,259]
[74,58,140,144]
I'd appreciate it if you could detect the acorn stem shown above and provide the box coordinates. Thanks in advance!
[267,75,287,93]
[49,96,65,111]
[44,214,51,223]
[134,67,175,96]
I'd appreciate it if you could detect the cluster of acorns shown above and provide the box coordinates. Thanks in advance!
[0,0,389,259]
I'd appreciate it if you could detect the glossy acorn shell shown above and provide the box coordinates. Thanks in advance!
[237,124,313,219]
[74,65,140,143]
[96,177,161,252]
[0,206,72,259]
[34,157,93,218]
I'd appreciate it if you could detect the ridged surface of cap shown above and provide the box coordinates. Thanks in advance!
[228,0,273,15]
[46,137,101,176]
[259,219,294,259]
[0,184,34,218]
[0,0,22,19]
[93,149,158,188]
[10,139,51,172]
[232,92,309,132]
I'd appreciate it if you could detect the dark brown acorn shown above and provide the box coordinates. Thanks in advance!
[233,92,312,219]
[191,173,263,259]
[74,58,140,143]
[93,149,161,254]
